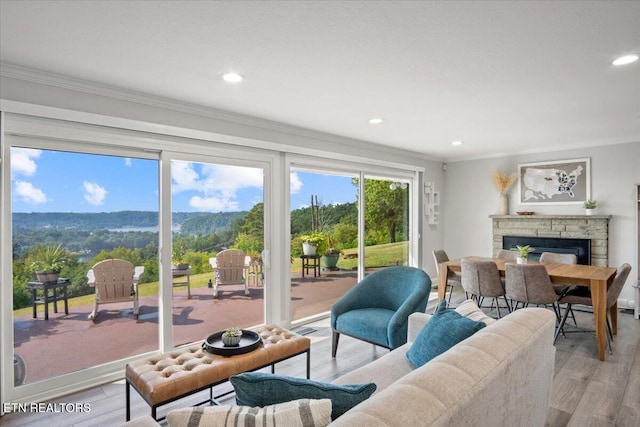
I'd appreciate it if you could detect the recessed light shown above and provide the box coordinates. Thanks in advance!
[451,140,463,146]
[221,72,244,83]
[368,118,383,124]
[612,54,639,66]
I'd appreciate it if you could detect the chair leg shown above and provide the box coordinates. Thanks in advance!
[332,331,340,358]
[446,284,453,307]
[494,297,501,318]
[502,296,512,313]
[554,303,572,344]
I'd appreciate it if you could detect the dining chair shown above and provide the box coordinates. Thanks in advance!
[554,263,631,351]
[504,263,561,322]
[432,250,462,307]
[496,249,517,260]
[539,251,578,323]
[461,258,510,318]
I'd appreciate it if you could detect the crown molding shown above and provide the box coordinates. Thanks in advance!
[1,62,440,163]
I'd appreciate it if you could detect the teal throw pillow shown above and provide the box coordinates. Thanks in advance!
[406,299,486,368]
[230,372,376,420]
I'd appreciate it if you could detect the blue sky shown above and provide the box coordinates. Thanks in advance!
[10,148,357,213]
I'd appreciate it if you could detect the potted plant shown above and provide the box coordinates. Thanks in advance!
[222,326,243,347]
[322,247,342,269]
[584,199,597,216]
[299,232,328,256]
[511,245,535,264]
[28,243,73,283]
[172,240,189,270]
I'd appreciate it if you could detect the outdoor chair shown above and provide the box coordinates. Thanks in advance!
[209,249,250,298]
[330,266,432,357]
[87,259,144,321]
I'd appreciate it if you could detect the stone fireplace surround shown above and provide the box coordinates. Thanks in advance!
[491,215,611,267]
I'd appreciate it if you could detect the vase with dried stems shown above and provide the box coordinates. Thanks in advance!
[492,171,518,215]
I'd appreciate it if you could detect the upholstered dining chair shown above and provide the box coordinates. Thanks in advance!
[504,263,561,321]
[496,249,518,260]
[432,250,462,307]
[461,258,510,318]
[330,266,431,357]
[539,251,579,322]
[554,263,631,351]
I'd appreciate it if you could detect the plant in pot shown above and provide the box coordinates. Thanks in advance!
[322,246,342,269]
[511,245,535,264]
[299,232,328,256]
[28,243,73,283]
[222,326,243,347]
[171,240,189,270]
[584,199,597,216]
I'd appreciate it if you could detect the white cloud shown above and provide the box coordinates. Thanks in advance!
[11,148,42,176]
[14,181,47,204]
[83,181,107,206]
[290,172,303,194]
[172,161,263,211]
[124,158,132,167]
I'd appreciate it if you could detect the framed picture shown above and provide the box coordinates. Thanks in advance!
[518,158,590,205]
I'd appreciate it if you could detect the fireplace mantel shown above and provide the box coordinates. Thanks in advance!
[490,214,611,266]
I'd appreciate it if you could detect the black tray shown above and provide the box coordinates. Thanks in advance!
[202,330,262,356]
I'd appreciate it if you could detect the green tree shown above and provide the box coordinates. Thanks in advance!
[354,178,408,244]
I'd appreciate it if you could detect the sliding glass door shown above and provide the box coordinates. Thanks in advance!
[169,159,266,347]
[9,146,160,386]
[289,165,416,322]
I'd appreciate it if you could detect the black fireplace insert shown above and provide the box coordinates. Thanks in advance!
[502,236,591,265]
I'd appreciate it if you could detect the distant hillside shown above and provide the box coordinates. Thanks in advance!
[12,211,246,233]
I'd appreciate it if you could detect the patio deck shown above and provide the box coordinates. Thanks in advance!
[13,269,359,384]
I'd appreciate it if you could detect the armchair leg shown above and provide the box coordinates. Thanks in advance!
[332,331,340,358]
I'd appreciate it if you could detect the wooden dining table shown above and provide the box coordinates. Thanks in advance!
[438,256,617,361]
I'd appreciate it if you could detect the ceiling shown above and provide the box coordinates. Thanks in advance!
[1,1,639,161]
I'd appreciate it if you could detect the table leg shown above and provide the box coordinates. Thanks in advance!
[53,287,59,313]
[63,285,69,315]
[32,289,38,318]
[437,264,448,301]
[44,287,49,321]
[591,278,607,361]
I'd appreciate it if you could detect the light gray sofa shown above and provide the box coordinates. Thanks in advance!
[125,307,556,427]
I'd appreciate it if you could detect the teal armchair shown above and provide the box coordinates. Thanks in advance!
[331,266,432,357]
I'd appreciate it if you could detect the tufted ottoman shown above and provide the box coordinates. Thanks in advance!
[125,325,311,421]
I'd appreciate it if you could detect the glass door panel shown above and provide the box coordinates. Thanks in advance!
[289,170,358,321]
[363,177,410,275]
[11,147,159,385]
[171,160,265,347]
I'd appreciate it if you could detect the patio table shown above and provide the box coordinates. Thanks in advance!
[26,278,70,320]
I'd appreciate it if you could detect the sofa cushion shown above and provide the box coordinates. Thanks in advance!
[455,299,497,325]
[166,398,331,427]
[406,299,485,368]
[230,372,376,420]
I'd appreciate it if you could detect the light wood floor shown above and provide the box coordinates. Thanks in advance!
[2,291,639,426]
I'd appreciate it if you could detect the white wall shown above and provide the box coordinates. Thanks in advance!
[443,142,640,309]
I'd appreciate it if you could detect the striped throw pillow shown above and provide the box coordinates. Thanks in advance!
[166,398,332,427]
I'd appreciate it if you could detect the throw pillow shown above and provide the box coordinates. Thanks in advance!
[406,299,486,368]
[166,398,332,427]
[230,372,376,420]
[455,299,497,325]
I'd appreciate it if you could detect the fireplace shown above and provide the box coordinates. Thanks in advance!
[503,236,591,265]
[491,214,610,266]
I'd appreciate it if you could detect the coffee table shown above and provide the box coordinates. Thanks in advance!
[125,325,311,421]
